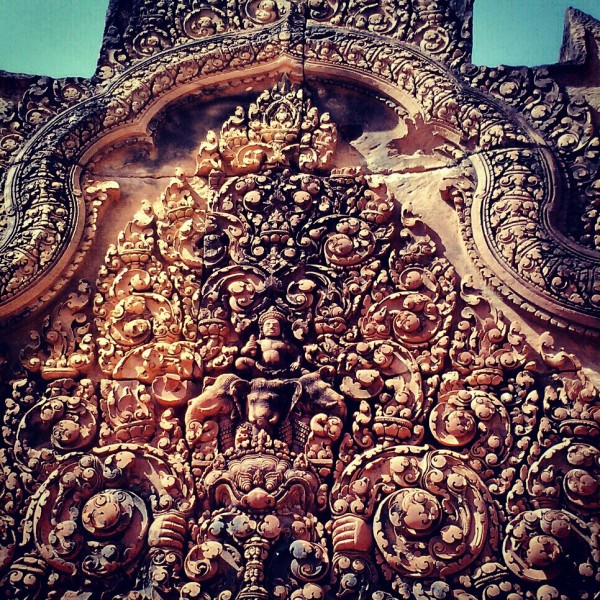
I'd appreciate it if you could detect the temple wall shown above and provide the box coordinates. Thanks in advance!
[0,2,598,598]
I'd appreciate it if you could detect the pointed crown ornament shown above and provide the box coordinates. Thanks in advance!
[196,76,338,176]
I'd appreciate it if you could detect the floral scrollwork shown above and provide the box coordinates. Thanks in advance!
[331,445,498,592]
[526,440,600,511]
[14,378,98,490]
[373,448,496,580]
[21,281,95,380]
[503,509,599,590]
[25,445,194,583]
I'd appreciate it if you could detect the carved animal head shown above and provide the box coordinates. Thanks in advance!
[185,373,249,427]
[246,377,301,432]
[205,452,319,515]
[298,371,347,420]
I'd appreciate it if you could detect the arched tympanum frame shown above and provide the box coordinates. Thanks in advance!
[1,12,599,334]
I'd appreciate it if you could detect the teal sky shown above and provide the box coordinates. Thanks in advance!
[472,0,600,66]
[0,0,599,77]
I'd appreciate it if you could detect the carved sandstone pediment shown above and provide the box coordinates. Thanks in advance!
[0,76,598,599]
[1,4,600,334]
[1,2,599,599]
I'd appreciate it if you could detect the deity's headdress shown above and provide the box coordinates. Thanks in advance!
[258,306,287,328]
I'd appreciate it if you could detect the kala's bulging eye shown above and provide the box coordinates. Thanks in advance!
[237,474,253,493]
[264,473,279,492]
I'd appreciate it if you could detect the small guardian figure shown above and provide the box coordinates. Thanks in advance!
[235,307,301,376]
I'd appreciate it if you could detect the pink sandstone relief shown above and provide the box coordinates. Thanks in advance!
[0,2,598,598]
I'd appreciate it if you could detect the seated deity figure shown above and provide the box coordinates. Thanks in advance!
[235,307,301,376]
